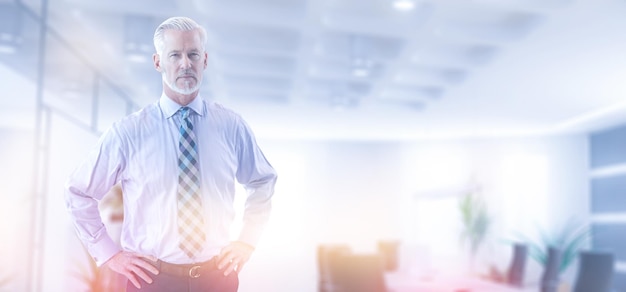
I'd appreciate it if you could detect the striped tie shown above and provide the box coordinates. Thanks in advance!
[177,107,206,258]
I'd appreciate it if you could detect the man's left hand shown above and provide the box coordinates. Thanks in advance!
[217,241,255,276]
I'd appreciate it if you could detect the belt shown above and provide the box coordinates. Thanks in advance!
[151,258,218,279]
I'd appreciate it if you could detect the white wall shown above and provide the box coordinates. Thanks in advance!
[238,135,589,291]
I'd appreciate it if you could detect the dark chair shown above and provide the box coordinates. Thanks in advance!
[572,251,614,292]
[540,247,562,292]
[317,244,352,292]
[333,254,387,292]
[506,243,528,287]
[377,240,400,271]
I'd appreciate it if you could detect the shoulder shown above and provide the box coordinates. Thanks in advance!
[205,101,245,124]
[108,102,161,138]
[92,101,161,155]
[115,102,160,129]
[204,101,258,141]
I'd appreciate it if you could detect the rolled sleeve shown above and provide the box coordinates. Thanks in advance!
[235,120,277,247]
[65,126,125,266]
[87,232,121,266]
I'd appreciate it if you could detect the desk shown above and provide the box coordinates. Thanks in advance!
[385,272,536,292]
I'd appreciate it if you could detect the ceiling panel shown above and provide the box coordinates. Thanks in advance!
[2,0,626,139]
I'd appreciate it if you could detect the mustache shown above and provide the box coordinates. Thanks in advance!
[177,70,196,78]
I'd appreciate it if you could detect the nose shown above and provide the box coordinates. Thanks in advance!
[180,55,192,69]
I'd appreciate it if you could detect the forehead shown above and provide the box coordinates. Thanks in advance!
[162,29,204,51]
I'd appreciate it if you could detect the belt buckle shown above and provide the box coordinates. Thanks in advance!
[189,265,202,278]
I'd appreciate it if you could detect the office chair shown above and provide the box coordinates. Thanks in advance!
[540,246,562,292]
[317,244,352,292]
[377,240,400,272]
[333,253,387,292]
[506,243,528,287]
[572,251,614,292]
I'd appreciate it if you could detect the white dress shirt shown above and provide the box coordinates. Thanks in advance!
[65,94,277,265]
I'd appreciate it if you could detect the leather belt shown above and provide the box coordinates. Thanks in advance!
[151,258,218,279]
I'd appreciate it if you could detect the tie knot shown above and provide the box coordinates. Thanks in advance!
[179,107,191,120]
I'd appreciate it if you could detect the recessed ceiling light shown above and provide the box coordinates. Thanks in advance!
[352,57,372,77]
[126,54,148,63]
[352,67,369,77]
[393,0,416,11]
[72,9,82,18]
[0,44,16,54]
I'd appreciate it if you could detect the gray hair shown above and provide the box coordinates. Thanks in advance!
[153,16,207,56]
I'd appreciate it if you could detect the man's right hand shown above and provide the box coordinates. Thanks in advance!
[104,251,160,289]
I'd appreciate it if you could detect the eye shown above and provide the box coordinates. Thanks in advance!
[189,53,201,60]
[169,53,180,59]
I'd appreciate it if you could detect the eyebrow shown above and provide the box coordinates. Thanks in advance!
[167,49,201,54]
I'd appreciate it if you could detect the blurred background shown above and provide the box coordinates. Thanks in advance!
[1,0,626,291]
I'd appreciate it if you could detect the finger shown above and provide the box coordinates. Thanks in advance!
[237,261,246,272]
[131,267,154,285]
[222,261,237,276]
[218,259,231,270]
[217,251,234,270]
[140,254,159,263]
[217,256,233,270]
[126,272,142,289]
[136,258,160,275]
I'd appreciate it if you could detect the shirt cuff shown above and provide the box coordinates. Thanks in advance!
[87,235,121,266]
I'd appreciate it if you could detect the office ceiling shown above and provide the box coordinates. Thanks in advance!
[2,0,626,139]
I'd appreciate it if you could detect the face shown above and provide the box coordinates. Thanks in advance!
[153,29,208,97]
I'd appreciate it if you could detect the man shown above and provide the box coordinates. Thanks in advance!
[65,16,277,292]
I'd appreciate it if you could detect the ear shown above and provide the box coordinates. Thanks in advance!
[203,52,208,69]
[153,53,162,72]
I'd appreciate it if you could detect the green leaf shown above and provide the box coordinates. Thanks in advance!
[458,192,492,255]
[508,217,589,273]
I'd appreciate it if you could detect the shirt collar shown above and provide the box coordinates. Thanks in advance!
[159,93,205,119]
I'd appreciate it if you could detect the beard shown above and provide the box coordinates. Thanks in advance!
[162,71,202,95]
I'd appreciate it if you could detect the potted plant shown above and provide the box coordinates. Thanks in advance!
[514,218,590,290]
[458,192,492,273]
